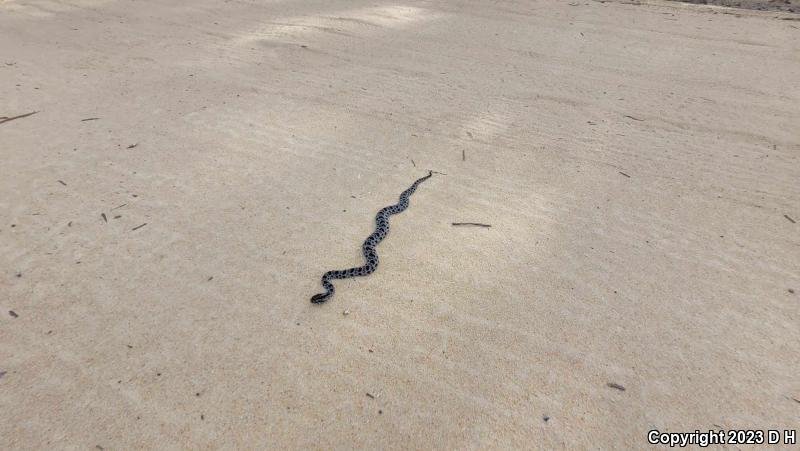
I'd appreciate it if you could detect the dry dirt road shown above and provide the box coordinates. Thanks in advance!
[1,0,798,449]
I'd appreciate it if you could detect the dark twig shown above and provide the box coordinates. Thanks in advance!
[0,111,38,125]
[81,117,100,121]
[607,382,626,391]
[624,115,644,121]
[410,159,416,167]
[619,171,631,178]
[462,149,465,161]
[784,214,796,224]
[101,213,107,223]
[132,223,148,231]
[452,222,491,228]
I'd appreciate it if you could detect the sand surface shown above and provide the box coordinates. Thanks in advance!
[671,0,800,13]
[1,0,799,448]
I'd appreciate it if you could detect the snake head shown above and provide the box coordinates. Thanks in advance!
[310,293,329,304]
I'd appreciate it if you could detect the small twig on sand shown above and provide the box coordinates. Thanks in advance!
[126,143,138,149]
[785,214,796,224]
[101,213,107,223]
[452,222,491,228]
[132,223,148,231]
[430,170,447,175]
[81,117,100,122]
[0,111,38,125]
[410,159,416,167]
[624,115,644,121]
[607,382,626,391]
[618,171,631,178]
[462,149,465,161]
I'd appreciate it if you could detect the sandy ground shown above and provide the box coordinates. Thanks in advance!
[1,0,799,449]
[671,0,800,13]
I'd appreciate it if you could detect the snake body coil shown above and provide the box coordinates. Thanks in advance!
[311,171,433,304]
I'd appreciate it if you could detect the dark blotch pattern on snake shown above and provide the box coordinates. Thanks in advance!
[311,171,434,304]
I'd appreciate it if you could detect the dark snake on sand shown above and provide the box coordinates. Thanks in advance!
[311,171,434,304]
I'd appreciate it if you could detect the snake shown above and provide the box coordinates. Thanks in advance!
[311,171,434,304]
